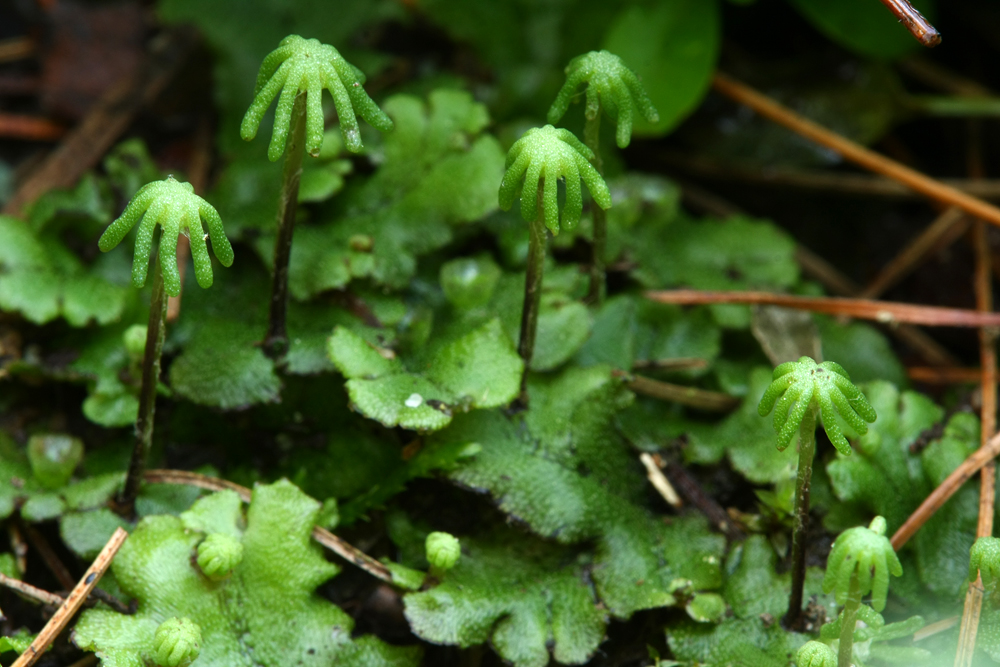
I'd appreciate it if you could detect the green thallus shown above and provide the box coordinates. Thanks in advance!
[757,356,876,629]
[498,124,611,401]
[98,176,233,513]
[548,49,658,302]
[241,34,393,357]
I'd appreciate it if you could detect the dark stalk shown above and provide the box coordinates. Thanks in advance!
[119,255,168,515]
[263,90,307,358]
[518,187,547,405]
[783,406,817,630]
[584,111,605,304]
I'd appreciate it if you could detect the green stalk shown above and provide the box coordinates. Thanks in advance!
[518,187,547,405]
[837,571,862,667]
[584,111,605,304]
[119,255,168,515]
[263,90,307,359]
[783,405,817,629]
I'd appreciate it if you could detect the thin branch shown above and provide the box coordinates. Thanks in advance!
[12,527,127,667]
[645,289,1000,328]
[616,371,739,412]
[663,459,745,541]
[639,453,682,508]
[663,153,1000,201]
[955,216,997,667]
[711,73,1000,228]
[891,430,1000,550]
[0,115,65,141]
[877,0,941,47]
[142,470,394,584]
[859,207,971,299]
[0,573,64,607]
[18,520,75,590]
[907,366,982,384]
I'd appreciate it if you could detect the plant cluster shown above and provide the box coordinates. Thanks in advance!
[3,1,998,667]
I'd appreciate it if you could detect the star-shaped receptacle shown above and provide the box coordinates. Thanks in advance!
[240,34,393,160]
[98,176,234,297]
[823,516,902,612]
[498,125,612,235]
[757,356,877,455]
[547,50,659,149]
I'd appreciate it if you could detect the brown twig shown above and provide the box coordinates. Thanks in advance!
[645,289,1000,328]
[955,152,997,665]
[795,244,959,366]
[0,115,66,141]
[18,520,75,590]
[615,371,739,412]
[859,208,971,299]
[663,153,1000,201]
[711,73,1000,228]
[892,430,1000,550]
[0,573,65,607]
[0,37,34,63]
[663,459,745,541]
[11,527,127,667]
[142,470,394,584]
[877,0,941,47]
[3,28,198,216]
[907,366,982,384]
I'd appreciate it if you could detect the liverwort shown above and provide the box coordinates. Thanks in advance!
[98,176,233,514]
[823,516,902,667]
[241,34,393,357]
[498,125,611,403]
[757,356,876,629]
[548,50,658,303]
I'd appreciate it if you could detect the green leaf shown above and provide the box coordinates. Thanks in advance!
[170,319,282,410]
[74,480,421,667]
[404,524,607,667]
[669,535,832,664]
[786,0,935,60]
[426,366,725,617]
[576,294,720,373]
[273,89,505,297]
[0,216,128,326]
[627,214,798,328]
[602,0,719,136]
[329,319,522,431]
[0,629,33,655]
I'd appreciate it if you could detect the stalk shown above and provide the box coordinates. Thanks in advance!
[518,187,547,404]
[119,255,168,514]
[584,111,605,304]
[837,571,862,667]
[784,406,818,629]
[263,90,307,358]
